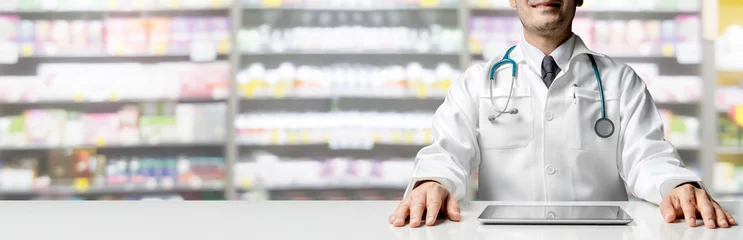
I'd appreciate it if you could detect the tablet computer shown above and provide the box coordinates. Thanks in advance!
[478,205,633,225]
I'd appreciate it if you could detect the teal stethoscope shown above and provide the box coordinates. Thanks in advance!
[487,46,615,138]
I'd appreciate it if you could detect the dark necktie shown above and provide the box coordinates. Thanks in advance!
[541,56,560,88]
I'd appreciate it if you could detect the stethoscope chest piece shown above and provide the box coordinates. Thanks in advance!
[595,118,615,138]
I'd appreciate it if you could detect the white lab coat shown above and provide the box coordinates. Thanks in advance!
[405,36,701,205]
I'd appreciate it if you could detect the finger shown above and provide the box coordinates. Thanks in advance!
[672,196,684,217]
[659,198,676,223]
[724,210,736,226]
[425,188,444,226]
[714,204,730,228]
[694,189,717,229]
[679,190,698,227]
[392,200,410,227]
[446,194,461,222]
[713,200,737,226]
[409,192,426,228]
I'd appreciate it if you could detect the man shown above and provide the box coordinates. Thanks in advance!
[389,0,736,229]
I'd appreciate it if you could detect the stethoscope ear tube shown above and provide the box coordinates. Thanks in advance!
[488,46,519,122]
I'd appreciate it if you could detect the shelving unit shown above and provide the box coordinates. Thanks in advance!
[709,0,743,200]
[0,0,715,201]
[0,1,233,200]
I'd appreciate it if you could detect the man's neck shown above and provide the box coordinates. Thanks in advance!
[523,29,574,56]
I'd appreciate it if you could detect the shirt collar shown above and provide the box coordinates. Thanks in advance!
[519,34,576,74]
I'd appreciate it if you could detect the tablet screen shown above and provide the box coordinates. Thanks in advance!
[479,205,632,221]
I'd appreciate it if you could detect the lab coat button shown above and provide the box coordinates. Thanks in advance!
[545,112,554,121]
[546,165,556,175]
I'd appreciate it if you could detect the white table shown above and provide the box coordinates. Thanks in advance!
[0,201,740,240]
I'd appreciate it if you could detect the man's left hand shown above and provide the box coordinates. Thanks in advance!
[659,183,737,228]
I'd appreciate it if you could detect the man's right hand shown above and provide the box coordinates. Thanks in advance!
[388,181,461,228]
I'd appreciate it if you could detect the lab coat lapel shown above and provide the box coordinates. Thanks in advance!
[550,36,608,91]
[510,42,551,102]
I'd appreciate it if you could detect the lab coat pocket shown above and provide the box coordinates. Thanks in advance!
[479,87,534,149]
[566,88,620,151]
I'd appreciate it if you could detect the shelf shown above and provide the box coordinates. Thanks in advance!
[656,102,700,106]
[243,6,458,11]
[0,7,230,14]
[19,53,227,60]
[718,147,743,155]
[714,192,743,201]
[240,143,425,158]
[0,184,224,198]
[717,71,743,86]
[676,145,700,151]
[243,51,460,56]
[241,90,447,100]
[238,184,406,192]
[240,142,427,148]
[0,142,225,151]
[0,98,226,106]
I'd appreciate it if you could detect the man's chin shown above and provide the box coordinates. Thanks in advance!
[531,23,562,34]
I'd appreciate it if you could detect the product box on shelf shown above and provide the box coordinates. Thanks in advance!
[47,149,76,185]
[177,62,230,99]
[138,102,179,144]
[0,15,19,42]
[658,109,700,149]
[24,109,67,146]
[211,17,231,53]
[118,105,141,145]
[82,113,121,146]
[0,157,38,191]
[0,1,17,10]
[0,116,26,147]
[719,116,742,147]
[716,88,743,113]
[192,103,226,142]
[715,162,743,194]
[0,76,38,102]
[63,111,84,146]
[148,18,172,55]
[17,19,34,56]
[674,15,701,64]
[716,25,743,71]
[33,20,52,55]
[170,17,191,54]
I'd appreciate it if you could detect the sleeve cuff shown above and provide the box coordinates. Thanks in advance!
[403,177,457,200]
[659,179,705,201]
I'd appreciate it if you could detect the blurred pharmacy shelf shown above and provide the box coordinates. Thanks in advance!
[717,147,743,155]
[242,6,459,11]
[238,144,425,159]
[243,51,460,56]
[0,0,717,201]
[240,90,447,100]
[0,7,230,14]
[240,184,406,192]
[0,98,226,106]
[712,0,743,194]
[19,54,228,59]
[0,184,224,198]
[0,142,224,151]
